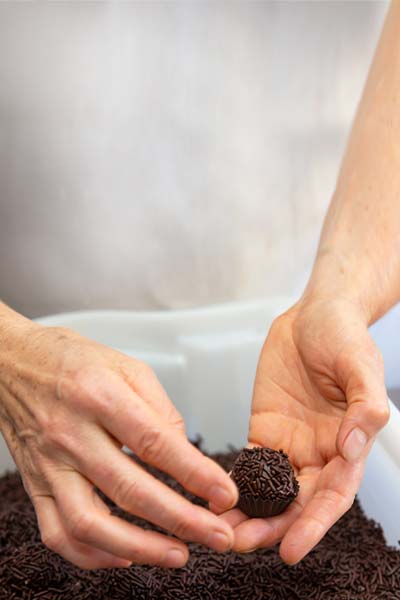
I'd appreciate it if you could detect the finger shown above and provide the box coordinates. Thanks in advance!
[33,494,132,570]
[217,508,248,528]
[335,339,390,463]
[119,359,185,429]
[225,473,317,553]
[209,500,233,515]
[249,410,327,471]
[279,455,364,564]
[50,469,190,568]
[79,433,234,553]
[89,371,238,510]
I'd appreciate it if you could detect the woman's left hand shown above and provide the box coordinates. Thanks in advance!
[215,297,389,564]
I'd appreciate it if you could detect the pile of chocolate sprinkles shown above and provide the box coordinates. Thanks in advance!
[231,447,299,518]
[1,441,400,599]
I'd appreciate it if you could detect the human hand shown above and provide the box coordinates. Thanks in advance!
[0,316,238,570]
[217,297,389,563]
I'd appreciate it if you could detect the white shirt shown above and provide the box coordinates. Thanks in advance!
[0,1,388,318]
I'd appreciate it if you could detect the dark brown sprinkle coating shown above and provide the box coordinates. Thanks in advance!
[0,438,399,599]
[230,447,299,517]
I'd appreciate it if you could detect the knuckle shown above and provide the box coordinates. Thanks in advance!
[136,361,154,378]
[368,403,390,429]
[64,367,117,416]
[42,417,63,444]
[70,367,103,406]
[56,374,79,405]
[303,513,328,534]
[69,511,96,543]
[315,489,354,514]
[38,415,79,456]
[49,325,73,339]
[35,409,51,437]
[21,452,53,495]
[128,545,163,567]
[73,559,98,571]
[41,529,64,554]
[131,360,157,386]
[171,514,194,540]
[167,409,186,432]
[113,476,140,511]
[128,540,158,565]
[178,462,198,491]
[344,497,355,513]
[136,427,164,463]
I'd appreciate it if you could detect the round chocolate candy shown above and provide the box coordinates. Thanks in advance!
[230,446,299,518]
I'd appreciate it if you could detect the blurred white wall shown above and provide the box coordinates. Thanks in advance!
[0,1,389,317]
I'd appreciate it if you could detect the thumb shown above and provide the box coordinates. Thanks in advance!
[335,340,390,463]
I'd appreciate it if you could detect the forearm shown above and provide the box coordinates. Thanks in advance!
[305,2,400,324]
[0,303,37,434]
[0,301,37,349]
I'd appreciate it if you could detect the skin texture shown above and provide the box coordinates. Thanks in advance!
[217,1,400,563]
[0,304,238,569]
[2,0,400,572]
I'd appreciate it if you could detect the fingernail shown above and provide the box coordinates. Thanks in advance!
[206,530,232,553]
[164,548,187,569]
[209,485,237,510]
[343,427,368,462]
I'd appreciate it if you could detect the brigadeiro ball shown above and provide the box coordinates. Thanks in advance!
[230,447,299,518]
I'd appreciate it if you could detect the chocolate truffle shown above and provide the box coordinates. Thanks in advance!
[230,446,299,518]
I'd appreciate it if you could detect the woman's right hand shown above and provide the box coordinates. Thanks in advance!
[0,309,238,570]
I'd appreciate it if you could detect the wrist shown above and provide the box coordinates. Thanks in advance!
[0,302,40,353]
[0,305,41,438]
[301,244,390,326]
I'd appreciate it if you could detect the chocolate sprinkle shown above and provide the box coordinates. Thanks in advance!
[0,441,400,599]
[230,447,299,517]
